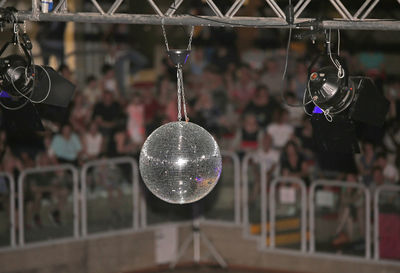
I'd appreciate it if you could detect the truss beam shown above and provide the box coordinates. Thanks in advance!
[0,0,396,31]
[14,12,400,31]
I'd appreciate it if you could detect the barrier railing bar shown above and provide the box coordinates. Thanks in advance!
[241,152,253,237]
[310,180,371,259]
[259,246,400,266]
[373,184,400,260]
[18,164,79,246]
[269,176,307,252]
[260,161,268,249]
[81,157,139,236]
[221,151,241,225]
[140,191,147,228]
[0,172,15,248]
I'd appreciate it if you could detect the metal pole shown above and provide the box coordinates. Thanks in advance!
[146,0,163,16]
[132,159,140,230]
[241,153,252,237]
[374,186,380,260]
[221,151,241,225]
[260,162,267,249]
[107,0,124,15]
[360,0,380,20]
[365,187,371,259]
[165,0,183,17]
[265,0,286,19]
[294,0,311,19]
[72,166,79,239]
[18,171,24,246]
[309,182,316,253]
[13,12,400,30]
[354,0,373,19]
[329,0,353,20]
[373,184,400,260]
[206,0,224,18]
[225,0,245,18]
[193,203,201,263]
[90,0,106,15]
[0,173,15,248]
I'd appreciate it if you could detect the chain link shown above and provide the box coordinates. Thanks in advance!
[161,19,193,122]
[178,65,189,122]
[177,65,182,121]
[161,18,170,51]
[187,26,194,50]
[161,19,194,51]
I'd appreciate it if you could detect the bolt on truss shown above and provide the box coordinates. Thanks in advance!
[1,0,400,30]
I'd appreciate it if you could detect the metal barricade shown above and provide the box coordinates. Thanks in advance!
[0,172,15,248]
[261,176,307,252]
[373,184,400,261]
[18,164,79,246]
[202,151,241,226]
[81,157,139,236]
[309,180,371,259]
[242,152,265,238]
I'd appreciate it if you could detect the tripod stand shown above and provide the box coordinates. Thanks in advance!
[169,203,227,269]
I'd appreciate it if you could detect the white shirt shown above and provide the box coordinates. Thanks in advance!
[266,123,294,149]
[84,133,102,157]
[383,164,399,183]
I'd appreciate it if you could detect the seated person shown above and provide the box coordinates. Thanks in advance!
[266,108,294,150]
[333,173,364,247]
[50,124,82,165]
[280,141,309,184]
[231,113,263,156]
[82,123,104,160]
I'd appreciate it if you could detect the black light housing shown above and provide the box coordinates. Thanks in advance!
[305,64,389,154]
[0,12,75,134]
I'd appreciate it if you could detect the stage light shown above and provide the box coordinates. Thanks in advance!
[304,65,389,153]
[306,66,354,118]
[301,30,389,154]
[306,66,388,127]
[0,9,75,133]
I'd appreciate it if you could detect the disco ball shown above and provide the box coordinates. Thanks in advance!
[139,121,222,204]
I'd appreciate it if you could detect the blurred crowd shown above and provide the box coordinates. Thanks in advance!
[0,25,400,234]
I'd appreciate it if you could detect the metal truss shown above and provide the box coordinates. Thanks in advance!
[2,0,400,30]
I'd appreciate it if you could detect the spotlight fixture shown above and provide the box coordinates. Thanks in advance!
[301,30,389,154]
[0,7,75,133]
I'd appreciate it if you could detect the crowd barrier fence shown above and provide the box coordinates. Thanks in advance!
[18,164,79,246]
[0,172,16,249]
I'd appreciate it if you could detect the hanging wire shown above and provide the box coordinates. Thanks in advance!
[161,19,193,122]
[161,18,194,51]
[176,66,182,121]
[327,29,344,79]
[11,65,52,104]
[280,0,313,108]
[177,65,189,122]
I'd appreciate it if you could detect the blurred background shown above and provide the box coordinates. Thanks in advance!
[0,1,399,273]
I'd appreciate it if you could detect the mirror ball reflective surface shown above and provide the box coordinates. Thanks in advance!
[139,121,222,204]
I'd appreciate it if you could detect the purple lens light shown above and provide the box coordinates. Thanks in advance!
[313,106,323,114]
[0,91,10,98]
